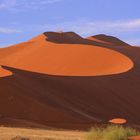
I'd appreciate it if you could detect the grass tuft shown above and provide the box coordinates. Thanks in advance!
[87,125,139,140]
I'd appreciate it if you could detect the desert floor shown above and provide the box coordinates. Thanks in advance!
[0,127,87,140]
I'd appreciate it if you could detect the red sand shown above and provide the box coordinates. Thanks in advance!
[0,66,12,77]
[0,32,139,130]
[0,33,133,76]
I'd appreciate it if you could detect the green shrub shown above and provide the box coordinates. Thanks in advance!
[87,125,139,140]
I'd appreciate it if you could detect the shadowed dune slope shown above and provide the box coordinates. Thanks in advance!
[44,31,84,44]
[87,34,130,46]
[0,32,139,130]
[0,33,133,76]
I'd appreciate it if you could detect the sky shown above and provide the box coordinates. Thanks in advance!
[0,0,140,47]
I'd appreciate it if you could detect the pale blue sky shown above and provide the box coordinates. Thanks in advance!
[0,0,140,47]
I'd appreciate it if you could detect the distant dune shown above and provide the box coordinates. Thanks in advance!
[0,32,140,130]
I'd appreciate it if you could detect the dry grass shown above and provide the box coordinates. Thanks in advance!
[0,127,87,140]
[0,125,139,140]
[87,125,139,140]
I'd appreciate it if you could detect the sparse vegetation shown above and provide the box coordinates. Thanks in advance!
[87,125,139,140]
[11,136,30,140]
[0,126,139,140]
[0,127,86,140]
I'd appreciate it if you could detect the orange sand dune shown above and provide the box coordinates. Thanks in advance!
[0,33,133,76]
[0,32,140,130]
[0,66,12,77]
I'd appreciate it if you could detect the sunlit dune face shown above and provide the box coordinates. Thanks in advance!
[0,34,134,76]
[27,44,133,76]
[0,66,12,77]
[109,118,127,124]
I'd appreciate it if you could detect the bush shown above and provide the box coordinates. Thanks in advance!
[87,125,139,140]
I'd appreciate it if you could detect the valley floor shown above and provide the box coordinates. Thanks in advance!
[0,127,87,140]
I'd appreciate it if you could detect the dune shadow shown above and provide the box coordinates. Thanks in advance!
[0,56,140,130]
[43,32,130,46]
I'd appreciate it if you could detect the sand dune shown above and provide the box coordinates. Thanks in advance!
[0,32,139,130]
[0,32,133,76]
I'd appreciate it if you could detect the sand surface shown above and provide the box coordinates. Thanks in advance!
[0,66,12,77]
[109,118,127,124]
[0,33,133,76]
[0,32,139,130]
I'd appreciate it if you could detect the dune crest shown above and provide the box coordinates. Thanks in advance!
[87,34,130,46]
[44,31,84,44]
[0,66,12,77]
